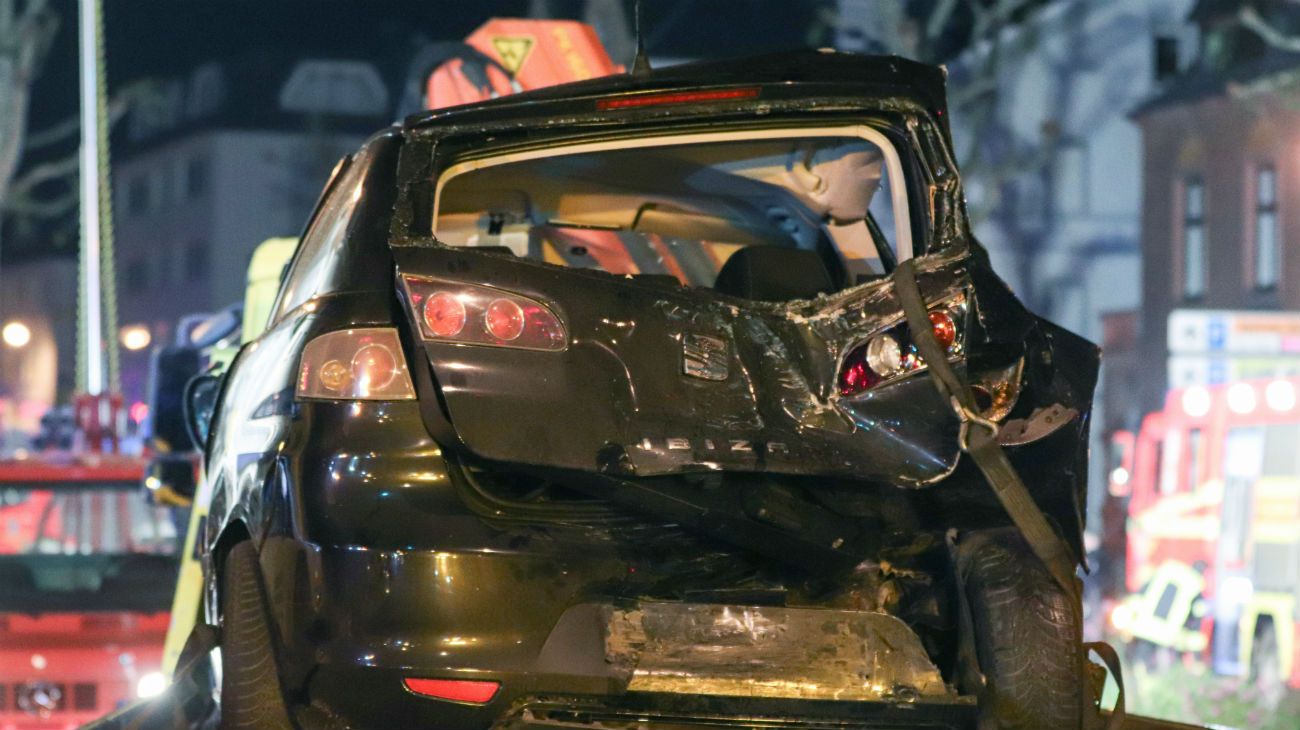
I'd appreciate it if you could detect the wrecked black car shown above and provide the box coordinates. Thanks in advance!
[189,51,1101,730]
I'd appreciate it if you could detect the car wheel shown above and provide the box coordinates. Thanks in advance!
[219,540,295,730]
[961,529,1083,729]
[1250,621,1284,708]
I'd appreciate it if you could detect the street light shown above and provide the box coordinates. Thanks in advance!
[120,324,151,351]
[2,321,31,349]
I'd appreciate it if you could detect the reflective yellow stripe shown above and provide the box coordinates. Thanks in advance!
[1238,594,1296,681]
[1254,521,1300,543]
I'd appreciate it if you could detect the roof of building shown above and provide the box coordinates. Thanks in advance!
[1132,2,1300,118]
[1132,50,1300,117]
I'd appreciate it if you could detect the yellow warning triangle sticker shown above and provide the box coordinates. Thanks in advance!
[491,36,535,75]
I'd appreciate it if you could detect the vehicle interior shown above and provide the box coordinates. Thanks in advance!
[434,131,912,302]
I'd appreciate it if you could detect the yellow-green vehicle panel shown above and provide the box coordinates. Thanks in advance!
[161,237,297,678]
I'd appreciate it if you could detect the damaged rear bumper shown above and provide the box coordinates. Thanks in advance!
[305,544,970,728]
[604,603,950,702]
[493,692,976,730]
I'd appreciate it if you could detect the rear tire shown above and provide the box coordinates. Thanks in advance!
[962,529,1083,729]
[1251,621,1284,709]
[219,541,295,730]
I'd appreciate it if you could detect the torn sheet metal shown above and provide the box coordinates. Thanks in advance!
[998,404,1078,447]
[394,247,976,488]
[603,602,952,702]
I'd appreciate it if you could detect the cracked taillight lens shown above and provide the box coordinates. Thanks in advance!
[297,328,416,401]
[401,275,566,351]
[838,297,966,397]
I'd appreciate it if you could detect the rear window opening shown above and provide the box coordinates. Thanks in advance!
[432,126,916,301]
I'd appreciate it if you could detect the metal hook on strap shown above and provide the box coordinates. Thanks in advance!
[950,395,999,452]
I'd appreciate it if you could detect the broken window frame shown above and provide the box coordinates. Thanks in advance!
[429,125,919,280]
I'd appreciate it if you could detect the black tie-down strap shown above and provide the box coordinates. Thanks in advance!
[1085,641,1127,728]
[892,259,1078,597]
[893,260,1125,729]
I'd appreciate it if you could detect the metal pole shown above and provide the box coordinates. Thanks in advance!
[77,0,103,395]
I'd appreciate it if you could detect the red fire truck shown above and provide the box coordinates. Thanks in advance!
[1109,376,1300,691]
[0,397,180,729]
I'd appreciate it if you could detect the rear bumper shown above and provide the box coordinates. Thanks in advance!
[303,545,968,730]
[494,693,977,730]
[305,680,977,730]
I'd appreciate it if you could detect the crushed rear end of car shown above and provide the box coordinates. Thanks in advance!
[285,51,1100,730]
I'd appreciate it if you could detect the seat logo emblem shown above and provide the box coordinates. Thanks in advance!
[682,333,729,381]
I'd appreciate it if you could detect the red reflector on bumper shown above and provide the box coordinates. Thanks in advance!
[403,677,500,704]
[596,87,760,110]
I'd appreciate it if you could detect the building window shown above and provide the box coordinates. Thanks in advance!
[128,176,148,217]
[1182,178,1206,299]
[151,168,169,210]
[186,240,209,281]
[125,257,148,292]
[155,250,170,286]
[1255,164,1279,291]
[187,156,209,198]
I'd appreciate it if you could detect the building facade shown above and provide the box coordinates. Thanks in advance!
[1131,0,1300,413]
[0,257,78,440]
[843,0,1194,523]
[112,57,389,403]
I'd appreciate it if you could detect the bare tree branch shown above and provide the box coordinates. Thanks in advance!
[27,80,148,148]
[4,147,77,224]
[949,75,999,108]
[0,0,59,208]
[4,188,76,218]
[5,151,77,203]
[925,0,962,43]
[2,82,148,222]
[24,114,79,151]
[1239,5,1300,52]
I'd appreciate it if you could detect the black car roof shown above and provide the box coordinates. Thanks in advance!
[401,50,949,131]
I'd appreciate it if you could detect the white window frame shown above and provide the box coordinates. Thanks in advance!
[1182,178,1206,300]
[1254,164,1279,291]
[432,125,916,262]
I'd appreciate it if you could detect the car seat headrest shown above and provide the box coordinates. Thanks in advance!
[713,247,834,301]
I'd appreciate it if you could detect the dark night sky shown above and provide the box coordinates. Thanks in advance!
[30,0,830,139]
[12,0,827,260]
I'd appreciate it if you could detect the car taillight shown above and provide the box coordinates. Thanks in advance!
[865,334,904,379]
[403,677,500,704]
[838,297,966,397]
[424,292,467,337]
[929,310,957,348]
[401,275,566,351]
[484,298,525,341]
[297,328,416,401]
[595,87,760,110]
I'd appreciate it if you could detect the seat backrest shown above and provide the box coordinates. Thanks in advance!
[713,247,834,302]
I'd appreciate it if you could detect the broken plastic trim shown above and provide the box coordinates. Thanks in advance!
[603,602,953,702]
[833,292,967,397]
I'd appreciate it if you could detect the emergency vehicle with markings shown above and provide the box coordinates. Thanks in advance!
[0,397,180,729]
[1110,375,1300,690]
